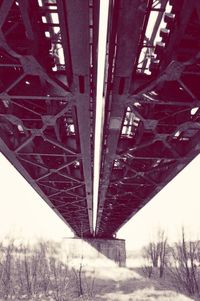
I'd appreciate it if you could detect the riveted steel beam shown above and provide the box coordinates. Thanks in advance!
[95,0,200,238]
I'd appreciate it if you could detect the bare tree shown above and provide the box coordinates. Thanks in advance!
[169,228,200,298]
[145,242,159,267]
[0,240,15,299]
[142,254,153,278]
[72,255,84,297]
[49,255,71,301]
[142,229,168,278]
[158,230,168,278]
[0,239,97,300]
[36,242,51,296]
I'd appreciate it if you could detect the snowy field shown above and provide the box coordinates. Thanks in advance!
[0,238,197,301]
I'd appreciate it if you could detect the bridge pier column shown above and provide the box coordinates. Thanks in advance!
[85,238,126,267]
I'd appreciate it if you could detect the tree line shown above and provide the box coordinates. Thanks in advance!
[142,228,200,299]
[0,239,95,301]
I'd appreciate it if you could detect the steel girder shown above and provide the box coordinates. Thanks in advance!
[1,0,200,240]
[0,0,99,237]
[95,0,200,238]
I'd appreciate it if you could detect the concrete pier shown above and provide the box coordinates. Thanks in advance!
[85,238,126,267]
[62,237,126,267]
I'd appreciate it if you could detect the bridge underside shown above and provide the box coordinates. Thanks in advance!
[0,0,99,237]
[0,0,200,241]
[96,0,200,237]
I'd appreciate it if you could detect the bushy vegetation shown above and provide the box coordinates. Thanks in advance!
[0,239,93,301]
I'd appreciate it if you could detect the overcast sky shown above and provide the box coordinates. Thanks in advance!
[0,152,200,250]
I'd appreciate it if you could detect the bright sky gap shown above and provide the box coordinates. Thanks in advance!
[93,1,109,233]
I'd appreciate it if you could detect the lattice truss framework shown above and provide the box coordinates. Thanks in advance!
[1,0,200,240]
[96,0,200,237]
[0,0,99,237]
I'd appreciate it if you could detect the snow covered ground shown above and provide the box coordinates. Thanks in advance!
[99,288,194,301]
[56,239,196,301]
[0,239,196,301]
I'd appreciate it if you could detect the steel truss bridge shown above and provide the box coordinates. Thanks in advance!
[0,0,200,239]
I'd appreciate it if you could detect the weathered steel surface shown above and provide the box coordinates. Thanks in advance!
[96,0,200,237]
[0,0,200,240]
[0,0,99,237]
